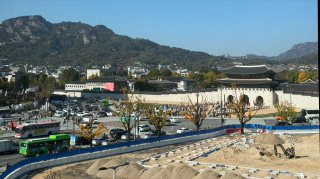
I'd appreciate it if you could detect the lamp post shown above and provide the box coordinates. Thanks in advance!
[220,88,223,126]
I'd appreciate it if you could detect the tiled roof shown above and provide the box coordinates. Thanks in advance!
[149,79,177,84]
[219,65,284,75]
[216,78,277,84]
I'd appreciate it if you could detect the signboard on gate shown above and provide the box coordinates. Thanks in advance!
[70,136,76,145]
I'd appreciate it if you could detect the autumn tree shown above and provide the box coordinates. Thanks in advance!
[145,106,169,136]
[297,71,307,82]
[112,87,147,140]
[274,100,296,122]
[227,83,261,134]
[74,118,108,148]
[180,92,214,131]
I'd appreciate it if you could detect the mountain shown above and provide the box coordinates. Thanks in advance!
[272,42,318,60]
[244,42,318,61]
[0,15,318,70]
[0,15,224,70]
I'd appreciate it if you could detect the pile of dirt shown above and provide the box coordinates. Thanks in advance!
[192,169,220,179]
[116,162,145,179]
[150,165,175,179]
[220,172,246,179]
[255,132,284,145]
[140,167,163,179]
[87,159,109,175]
[170,164,199,179]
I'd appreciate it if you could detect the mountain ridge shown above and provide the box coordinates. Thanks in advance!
[0,15,318,69]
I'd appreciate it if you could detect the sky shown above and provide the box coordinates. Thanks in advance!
[0,0,318,57]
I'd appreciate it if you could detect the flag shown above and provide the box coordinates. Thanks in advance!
[21,88,24,94]
[5,90,7,96]
[0,90,2,94]
[25,88,30,94]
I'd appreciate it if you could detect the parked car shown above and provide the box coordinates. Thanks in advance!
[170,117,179,123]
[77,112,86,117]
[110,128,126,139]
[106,111,113,116]
[55,110,66,117]
[275,121,291,126]
[176,127,192,134]
[164,119,171,126]
[143,130,166,139]
[92,135,108,146]
[121,133,134,140]
[293,116,307,123]
[138,124,151,132]
[97,111,107,117]
[74,135,90,145]
[101,139,118,146]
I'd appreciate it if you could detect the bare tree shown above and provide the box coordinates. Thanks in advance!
[180,92,214,131]
[227,83,261,134]
[145,106,169,136]
[112,87,147,140]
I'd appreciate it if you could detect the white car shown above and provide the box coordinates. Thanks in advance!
[55,111,66,117]
[170,117,179,123]
[138,124,151,132]
[77,112,86,117]
[176,127,192,134]
[121,133,134,140]
[106,111,113,116]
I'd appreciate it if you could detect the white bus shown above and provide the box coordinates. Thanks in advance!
[14,121,60,138]
[0,109,12,118]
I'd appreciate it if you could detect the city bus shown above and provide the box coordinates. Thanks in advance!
[14,121,60,138]
[0,108,12,118]
[19,134,70,156]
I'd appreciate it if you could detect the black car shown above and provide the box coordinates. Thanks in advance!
[110,128,126,139]
[294,116,307,123]
[97,111,107,117]
[275,121,291,126]
[143,130,166,139]
[74,135,90,145]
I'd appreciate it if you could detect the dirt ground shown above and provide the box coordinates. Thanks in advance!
[31,108,319,179]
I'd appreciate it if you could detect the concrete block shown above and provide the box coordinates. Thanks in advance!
[175,160,182,163]
[177,156,183,158]
[220,171,227,175]
[162,165,168,168]
[207,165,215,168]
[248,139,255,143]
[199,168,206,172]
[264,176,273,179]
[153,164,161,167]
[167,159,174,162]
[242,138,247,142]
[151,157,158,160]
[188,163,195,167]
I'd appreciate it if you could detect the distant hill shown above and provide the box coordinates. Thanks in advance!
[0,15,318,70]
[0,15,224,70]
[271,42,318,60]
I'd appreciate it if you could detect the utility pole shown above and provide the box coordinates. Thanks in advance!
[220,88,223,126]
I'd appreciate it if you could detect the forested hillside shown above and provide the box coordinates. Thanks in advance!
[0,15,318,70]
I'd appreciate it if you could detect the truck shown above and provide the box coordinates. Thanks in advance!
[0,140,19,154]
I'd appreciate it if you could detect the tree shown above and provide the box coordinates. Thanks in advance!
[148,68,161,78]
[227,83,261,134]
[145,106,169,136]
[59,68,80,88]
[274,100,296,122]
[19,73,29,90]
[160,68,172,77]
[112,88,147,140]
[286,70,299,83]
[180,92,214,131]
[74,118,108,148]
[297,71,307,82]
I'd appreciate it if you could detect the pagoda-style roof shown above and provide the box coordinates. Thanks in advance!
[219,65,283,75]
[216,78,278,85]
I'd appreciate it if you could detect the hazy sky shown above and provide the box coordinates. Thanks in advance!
[0,0,317,57]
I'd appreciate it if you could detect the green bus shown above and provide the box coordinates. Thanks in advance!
[19,134,70,156]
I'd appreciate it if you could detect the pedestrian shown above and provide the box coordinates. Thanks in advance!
[6,163,11,169]
[63,119,66,126]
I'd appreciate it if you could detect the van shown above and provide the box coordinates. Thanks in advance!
[74,135,90,145]
[301,109,319,121]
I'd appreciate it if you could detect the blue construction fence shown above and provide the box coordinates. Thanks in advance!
[1,124,319,178]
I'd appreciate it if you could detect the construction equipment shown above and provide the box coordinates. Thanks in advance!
[276,144,295,159]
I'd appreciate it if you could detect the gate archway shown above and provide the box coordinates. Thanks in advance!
[256,96,264,106]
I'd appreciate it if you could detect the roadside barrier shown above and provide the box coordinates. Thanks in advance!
[1,124,318,179]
